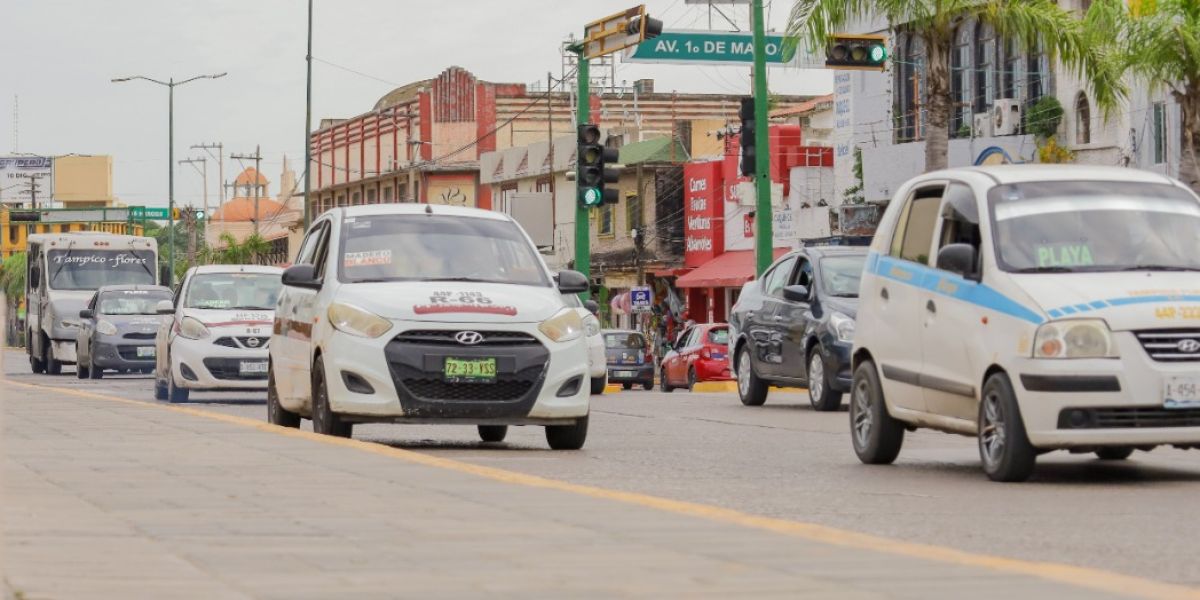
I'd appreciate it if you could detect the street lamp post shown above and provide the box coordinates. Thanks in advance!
[112,72,226,284]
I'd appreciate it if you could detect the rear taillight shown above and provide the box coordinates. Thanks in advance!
[700,347,712,359]
[644,349,653,363]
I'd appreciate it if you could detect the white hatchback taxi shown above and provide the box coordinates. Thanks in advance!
[268,204,593,449]
[852,165,1200,481]
[154,265,283,403]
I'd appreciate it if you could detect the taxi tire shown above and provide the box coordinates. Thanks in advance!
[659,368,674,393]
[850,360,904,465]
[76,360,89,379]
[643,381,654,391]
[590,376,607,395]
[1095,447,1134,461]
[622,382,633,390]
[546,415,588,450]
[736,347,768,406]
[978,373,1036,483]
[154,376,168,401]
[478,425,508,443]
[311,356,353,438]
[167,374,189,404]
[267,368,301,429]
[89,355,103,380]
[44,337,62,376]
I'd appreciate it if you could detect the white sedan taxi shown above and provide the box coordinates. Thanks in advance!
[268,204,593,449]
[154,265,283,403]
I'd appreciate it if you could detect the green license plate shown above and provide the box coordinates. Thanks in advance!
[444,357,497,383]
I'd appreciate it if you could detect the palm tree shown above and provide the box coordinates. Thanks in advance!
[787,0,1123,171]
[1088,0,1200,194]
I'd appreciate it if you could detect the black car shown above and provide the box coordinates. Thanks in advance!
[728,246,866,411]
[75,284,174,379]
[603,329,655,390]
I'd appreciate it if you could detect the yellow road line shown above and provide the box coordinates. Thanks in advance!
[7,378,1198,600]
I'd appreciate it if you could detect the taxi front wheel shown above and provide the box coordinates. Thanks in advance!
[267,367,301,429]
[546,415,588,450]
[850,359,904,465]
[311,356,353,438]
[978,373,1036,482]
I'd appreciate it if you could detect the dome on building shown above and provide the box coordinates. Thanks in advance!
[210,197,288,222]
[234,167,269,186]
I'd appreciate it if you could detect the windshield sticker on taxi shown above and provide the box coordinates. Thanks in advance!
[1036,243,1094,268]
[413,290,518,316]
[344,250,392,268]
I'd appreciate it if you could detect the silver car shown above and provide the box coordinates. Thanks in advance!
[75,285,174,379]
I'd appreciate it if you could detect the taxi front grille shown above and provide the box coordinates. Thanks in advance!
[116,345,155,361]
[213,336,270,350]
[1135,329,1200,362]
[202,358,269,381]
[393,330,540,347]
[1058,407,1200,429]
[394,364,542,402]
[122,332,156,340]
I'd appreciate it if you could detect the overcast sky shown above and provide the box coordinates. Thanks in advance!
[1,0,831,210]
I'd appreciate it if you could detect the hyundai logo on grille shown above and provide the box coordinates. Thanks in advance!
[1177,339,1200,354]
[246,337,262,348]
[455,331,484,345]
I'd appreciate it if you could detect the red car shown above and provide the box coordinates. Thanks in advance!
[660,323,733,392]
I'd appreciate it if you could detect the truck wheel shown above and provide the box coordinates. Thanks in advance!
[43,336,62,375]
[311,356,352,438]
[978,372,1036,482]
[850,359,905,465]
[478,425,508,442]
[546,415,588,450]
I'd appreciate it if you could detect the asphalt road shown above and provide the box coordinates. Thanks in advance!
[8,349,1200,587]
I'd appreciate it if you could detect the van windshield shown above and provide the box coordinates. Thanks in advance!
[338,214,549,287]
[990,181,1200,273]
[47,249,156,290]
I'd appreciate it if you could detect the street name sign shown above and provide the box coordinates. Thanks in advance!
[626,30,818,66]
[130,207,170,220]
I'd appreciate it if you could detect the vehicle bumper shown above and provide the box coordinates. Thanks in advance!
[607,363,654,383]
[821,341,854,392]
[694,357,733,381]
[587,337,607,378]
[171,336,269,391]
[91,340,157,370]
[51,339,77,364]
[1013,342,1200,448]
[322,322,590,424]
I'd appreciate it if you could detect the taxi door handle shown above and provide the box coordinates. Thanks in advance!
[880,287,889,301]
[926,300,937,315]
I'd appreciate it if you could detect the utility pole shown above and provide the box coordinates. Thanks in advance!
[572,45,591,298]
[15,172,46,209]
[180,156,208,257]
[231,146,263,236]
[304,0,314,229]
[191,143,224,209]
[751,0,773,276]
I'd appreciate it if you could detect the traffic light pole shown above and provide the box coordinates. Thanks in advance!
[751,0,772,277]
[573,48,591,298]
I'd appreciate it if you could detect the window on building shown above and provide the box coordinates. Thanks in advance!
[397,183,408,202]
[351,191,361,205]
[952,24,973,135]
[497,184,517,214]
[973,22,996,114]
[336,194,346,207]
[383,185,393,203]
[1075,92,1091,145]
[1153,102,1167,165]
[626,193,643,235]
[895,33,926,143]
[598,204,614,237]
[535,178,551,193]
[366,188,377,204]
[1026,38,1045,104]
[1002,37,1021,101]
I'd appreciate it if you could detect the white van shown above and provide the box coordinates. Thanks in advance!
[852,166,1200,481]
[267,204,593,449]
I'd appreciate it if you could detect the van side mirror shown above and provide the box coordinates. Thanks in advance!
[79,309,94,320]
[155,300,175,315]
[159,263,171,286]
[556,269,589,294]
[282,264,321,289]
[782,285,810,303]
[937,244,980,281]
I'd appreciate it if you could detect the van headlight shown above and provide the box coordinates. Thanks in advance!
[179,316,210,340]
[1033,319,1118,359]
[539,307,583,343]
[95,320,118,336]
[328,302,392,338]
[829,311,855,343]
[583,313,601,337]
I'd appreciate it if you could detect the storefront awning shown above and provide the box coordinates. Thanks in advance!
[675,248,790,289]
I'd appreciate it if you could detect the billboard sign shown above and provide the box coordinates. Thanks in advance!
[0,156,53,206]
[683,161,724,268]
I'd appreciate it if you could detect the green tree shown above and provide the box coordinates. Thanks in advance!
[0,252,27,345]
[1088,0,1200,193]
[212,232,271,265]
[787,0,1123,171]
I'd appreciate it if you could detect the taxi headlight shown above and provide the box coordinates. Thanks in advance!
[539,307,584,343]
[830,311,855,343]
[1033,319,1118,359]
[95,320,118,336]
[583,313,601,337]
[328,302,392,338]
[179,316,210,340]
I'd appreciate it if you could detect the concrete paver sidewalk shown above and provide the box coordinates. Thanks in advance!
[1,383,1146,599]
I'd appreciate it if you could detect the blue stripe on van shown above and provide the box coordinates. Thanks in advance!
[869,253,1045,325]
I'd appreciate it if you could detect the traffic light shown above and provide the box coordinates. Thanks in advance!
[626,13,663,41]
[824,34,888,71]
[739,97,756,177]
[171,207,181,220]
[577,123,620,208]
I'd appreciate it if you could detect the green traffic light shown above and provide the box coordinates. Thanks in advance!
[869,44,887,64]
[582,187,603,207]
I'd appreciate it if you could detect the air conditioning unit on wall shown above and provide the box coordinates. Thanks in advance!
[973,113,992,138]
[993,99,1022,136]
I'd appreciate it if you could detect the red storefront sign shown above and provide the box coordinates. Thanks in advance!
[683,161,724,268]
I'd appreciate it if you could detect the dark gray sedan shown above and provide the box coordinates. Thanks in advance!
[76,285,174,379]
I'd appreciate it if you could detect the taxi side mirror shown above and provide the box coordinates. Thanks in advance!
[937,244,980,281]
[79,309,94,320]
[556,269,589,294]
[155,300,175,315]
[282,264,322,290]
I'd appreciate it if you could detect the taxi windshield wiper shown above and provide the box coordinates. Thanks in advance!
[417,276,500,283]
[1012,266,1076,273]
[1116,265,1200,272]
[228,305,274,310]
